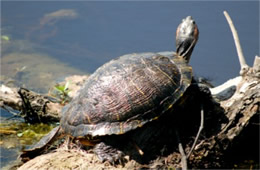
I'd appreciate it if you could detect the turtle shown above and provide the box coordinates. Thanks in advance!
[21,16,199,163]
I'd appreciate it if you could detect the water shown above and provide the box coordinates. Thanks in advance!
[1,1,259,168]
[2,1,259,85]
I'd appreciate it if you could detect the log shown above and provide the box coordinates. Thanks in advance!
[0,75,88,123]
[0,85,61,123]
[15,59,259,169]
[190,58,260,168]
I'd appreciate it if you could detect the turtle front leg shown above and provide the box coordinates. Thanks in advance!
[93,142,125,164]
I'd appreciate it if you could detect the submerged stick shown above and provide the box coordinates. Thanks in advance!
[223,11,249,75]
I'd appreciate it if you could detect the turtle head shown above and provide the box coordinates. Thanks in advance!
[176,16,199,62]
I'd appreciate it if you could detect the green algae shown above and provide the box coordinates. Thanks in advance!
[0,121,56,147]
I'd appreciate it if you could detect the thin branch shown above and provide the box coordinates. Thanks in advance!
[1,105,23,120]
[175,129,188,170]
[223,11,249,74]
[131,140,144,156]
[187,104,204,158]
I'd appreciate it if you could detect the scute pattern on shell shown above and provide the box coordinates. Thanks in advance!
[60,51,192,137]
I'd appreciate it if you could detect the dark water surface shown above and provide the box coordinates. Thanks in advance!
[2,1,259,85]
[1,1,259,168]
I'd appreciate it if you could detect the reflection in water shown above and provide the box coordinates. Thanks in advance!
[27,9,79,42]
[40,9,78,26]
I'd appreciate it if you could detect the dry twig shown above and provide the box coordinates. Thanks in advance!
[223,11,249,75]
[187,105,204,158]
[175,129,188,170]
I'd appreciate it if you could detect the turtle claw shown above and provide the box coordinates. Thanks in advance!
[94,142,125,164]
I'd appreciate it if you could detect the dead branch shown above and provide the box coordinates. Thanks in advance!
[223,11,249,76]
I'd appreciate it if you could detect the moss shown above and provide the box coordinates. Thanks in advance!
[0,122,56,146]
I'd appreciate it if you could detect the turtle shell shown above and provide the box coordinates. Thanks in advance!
[60,51,192,137]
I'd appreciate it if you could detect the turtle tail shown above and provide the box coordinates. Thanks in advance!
[20,126,62,162]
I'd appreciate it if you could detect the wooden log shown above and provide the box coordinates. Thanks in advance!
[0,75,88,123]
[189,59,260,168]
[0,85,61,123]
[15,61,259,169]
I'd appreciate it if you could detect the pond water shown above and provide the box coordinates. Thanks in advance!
[1,1,259,168]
